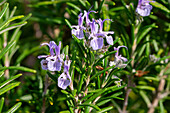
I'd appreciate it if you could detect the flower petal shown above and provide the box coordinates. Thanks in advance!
[58,72,71,89]
[40,59,48,70]
[90,38,103,50]
[106,36,113,45]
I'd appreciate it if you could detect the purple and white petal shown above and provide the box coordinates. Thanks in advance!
[64,60,71,72]
[136,0,154,16]
[40,59,48,70]
[55,41,61,56]
[38,55,48,59]
[46,56,57,71]
[90,38,103,50]
[58,72,71,89]
[55,61,62,71]
[106,36,113,45]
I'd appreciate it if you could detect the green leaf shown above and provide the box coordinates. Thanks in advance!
[0,97,4,113]
[97,99,111,106]
[0,71,4,78]
[150,2,170,13]
[102,92,124,100]
[143,76,159,81]
[0,74,22,89]
[139,90,151,107]
[96,106,113,113]
[0,41,16,60]
[0,3,8,19]
[85,85,125,104]
[59,111,70,113]
[78,73,85,93]
[146,35,150,56]
[98,0,105,13]
[94,51,117,66]
[90,65,115,80]
[0,66,36,73]
[65,19,72,30]
[0,82,20,95]
[0,15,24,30]
[137,23,157,44]
[78,0,86,8]
[66,2,80,11]
[136,86,155,91]
[0,21,27,34]
[78,103,101,111]
[81,93,94,101]
[28,0,71,7]
[6,102,22,113]
[20,94,32,101]
[159,100,165,113]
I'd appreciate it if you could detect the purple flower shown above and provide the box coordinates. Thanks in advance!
[71,12,86,39]
[136,0,154,16]
[110,46,128,68]
[84,9,97,27]
[58,58,71,89]
[40,59,48,70]
[97,18,114,45]
[90,38,104,50]
[38,41,63,71]
[89,18,114,50]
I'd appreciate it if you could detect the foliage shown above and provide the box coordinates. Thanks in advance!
[0,0,169,113]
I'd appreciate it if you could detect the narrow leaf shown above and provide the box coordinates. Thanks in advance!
[0,3,8,19]
[0,82,20,95]
[150,2,170,13]
[0,41,16,60]
[6,102,22,113]
[78,103,101,111]
[0,66,36,73]
[0,97,4,112]
[97,106,113,113]
[0,74,22,89]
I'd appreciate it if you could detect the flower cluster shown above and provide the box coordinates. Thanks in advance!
[110,46,128,68]
[71,9,114,50]
[38,41,71,89]
[136,0,154,17]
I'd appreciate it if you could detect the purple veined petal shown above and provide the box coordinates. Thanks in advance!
[78,12,85,27]
[55,61,62,71]
[118,55,128,62]
[46,56,57,71]
[71,28,78,37]
[71,28,84,39]
[77,29,84,39]
[38,55,48,59]
[40,42,49,47]
[98,18,112,32]
[40,59,48,70]
[90,38,103,50]
[49,41,57,48]
[84,10,97,26]
[64,60,71,72]
[49,41,57,56]
[58,72,71,89]
[55,41,61,56]
[136,6,151,16]
[136,0,154,16]
[106,36,113,45]
[114,46,128,56]
[90,19,98,34]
